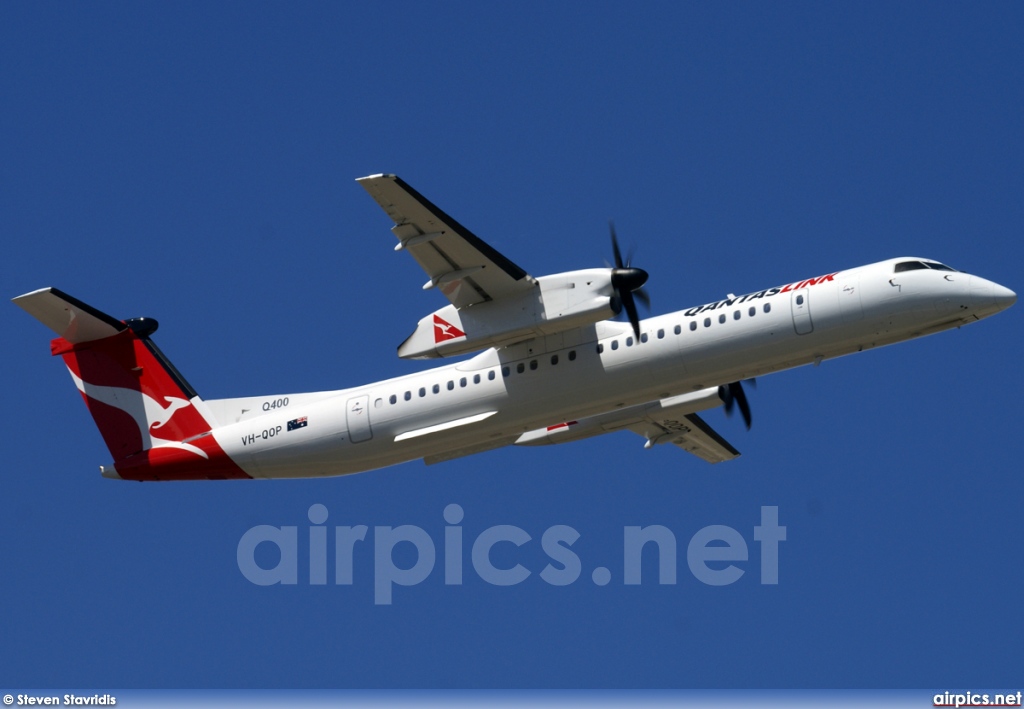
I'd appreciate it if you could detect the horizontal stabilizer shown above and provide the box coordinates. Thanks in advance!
[13,287,125,343]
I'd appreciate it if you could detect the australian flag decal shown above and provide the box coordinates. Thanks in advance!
[287,416,308,432]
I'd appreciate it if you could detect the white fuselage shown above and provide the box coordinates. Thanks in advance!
[203,258,1014,479]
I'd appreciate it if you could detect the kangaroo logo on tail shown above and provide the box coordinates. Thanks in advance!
[67,368,209,459]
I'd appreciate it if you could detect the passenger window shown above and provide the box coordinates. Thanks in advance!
[529,359,538,370]
[431,384,439,394]
[551,354,559,365]
[473,374,481,384]
[749,306,755,317]
[719,314,726,324]
[733,311,740,320]
[389,394,397,405]
[675,324,682,335]
[689,321,697,331]
[447,380,454,390]
[626,337,633,347]
[404,391,412,401]
[764,303,771,313]
[657,329,665,339]
[488,370,496,380]
[611,340,619,350]
[419,387,426,397]
[568,350,576,361]
[517,363,525,374]
[640,333,648,343]
[460,377,467,387]
[796,295,804,305]
[704,318,711,328]
[502,366,510,378]
[597,343,604,354]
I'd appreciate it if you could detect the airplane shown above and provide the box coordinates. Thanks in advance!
[13,174,1017,481]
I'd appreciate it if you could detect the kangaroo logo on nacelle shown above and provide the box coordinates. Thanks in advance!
[433,314,466,343]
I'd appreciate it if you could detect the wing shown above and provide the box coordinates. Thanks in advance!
[516,388,741,465]
[627,412,740,464]
[357,174,535,308]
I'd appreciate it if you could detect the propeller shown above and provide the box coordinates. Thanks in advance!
[609,221,650,340]
[719,379,757,430]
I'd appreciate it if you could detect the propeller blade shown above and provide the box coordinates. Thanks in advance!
[719,384,733,413]
[732,382,752,430]
[621,290,641,340]
[634,286,651,310]
[610,221,624,269]
[720,381,754,430]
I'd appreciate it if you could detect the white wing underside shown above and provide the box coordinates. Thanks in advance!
[627,413,740,464]
[357,174,535,309]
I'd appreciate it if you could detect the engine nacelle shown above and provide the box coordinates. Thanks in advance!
[398,269,618,359]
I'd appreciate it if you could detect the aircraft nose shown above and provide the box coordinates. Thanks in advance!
[968,276,1016,315]
[992,283,1016,311]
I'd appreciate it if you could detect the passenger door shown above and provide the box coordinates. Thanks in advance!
[791,289,814,335]
[346,395,373,443]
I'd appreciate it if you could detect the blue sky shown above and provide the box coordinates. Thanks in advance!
[1,2,1021,689]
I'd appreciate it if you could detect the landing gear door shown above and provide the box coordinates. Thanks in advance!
[346,395,372,443]
[791,289,814,335]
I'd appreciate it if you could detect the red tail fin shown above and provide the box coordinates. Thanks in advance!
[53,324,213,462]
[14,288,250,480]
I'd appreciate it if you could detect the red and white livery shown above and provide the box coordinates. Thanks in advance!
[14,174,1016,481]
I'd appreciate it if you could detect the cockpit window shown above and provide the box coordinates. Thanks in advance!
[895,260,959,273]
[894,261,929,273]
